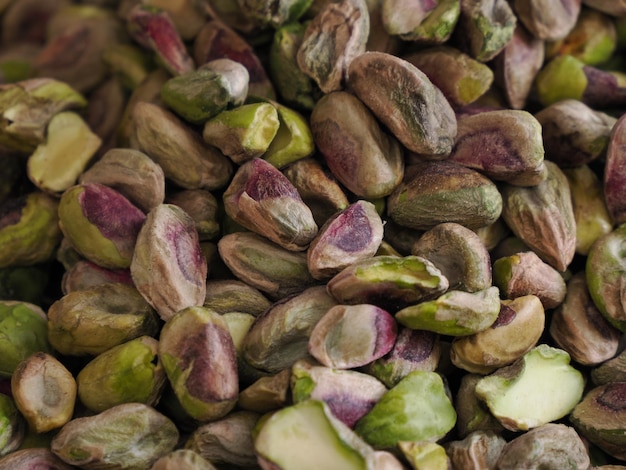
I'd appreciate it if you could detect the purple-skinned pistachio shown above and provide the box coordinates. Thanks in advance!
[58,183,146,269]
[446,430,507,470]
[512,0,581,41]
[126,4,195,76]
[308,303,397,369]
[142,0,208,41]
[0,448,75,469]
[61,260,133,294]
[291,359,388,428]
[604,113,626,225]
[159,306,239,422]
[223,158,318,252]
[381,0,460,44]
[307,200,384,280]
[131,204,207,322]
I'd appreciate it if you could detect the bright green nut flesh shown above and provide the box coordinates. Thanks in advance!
[262,102,315,169]
[535,55,588,107]
[0,393,23,456]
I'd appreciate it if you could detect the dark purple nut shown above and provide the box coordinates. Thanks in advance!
[381,0,460,44]
[387,160,503,231]
[238,368,291,413]
[166,189,220,242]
[411,222,492,293]
[308,303,397,369]
[535,99,616,169]
[500,160,576,272]
[404,46,493,108]
[291,359,388,428]
[79,148,166,213]
[131,204,207,322]
[455,0,517,62]
[448,109,547,186]
[193,20,275,99]
[241,286,338,373]
[131,101,234,191]
[604,113,626,225]
[582,0,626,16]
[283,157,349,227]
[142,0,208,41]
[223,158,318,252]
[455,374,505,438]
[591,349,626,385]
[362,327,440,388]
[493,250,567,309]
[58,183,146,269]
[307,200,384,280]
[326,255,449,313]
[512,0,581,41]
[446,430,507,470]
[493,24,545,109]
[61,260,133,294]
[159,306,239,423]
[297,0,369,93]
[347,51,457,157]
[550,272,621,366]
[204,279,271,316]
[0,448,75,469]
[310,91,404,199]
[126,4,195,76]
[1,0,69,46]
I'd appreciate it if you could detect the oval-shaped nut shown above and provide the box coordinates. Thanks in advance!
[310,91,404,199]
[51,403,179,469]
[307,200,384,280]
[0,448,75,470]
[382,0,460,43]
[446,430,507,470]
[11,352,76,433]
[238,369,291,413]
[604,113,626,225]
[159,306,238,422]
[347,51,457,157]
[411,222,492,292]
[308,304,397,369]
[151,449,217,470]
[450,295,545,374]
[500,160,576,272]
[512,0,581,41]
[47,283,160,356]
[591,348,626,386]
[204,279,272,316]
[166,189,220,242]
[387,161,503,231]
[131,204,207,322]
[59,183,146,269]
[61,260,133,294]
[223,158,318,252]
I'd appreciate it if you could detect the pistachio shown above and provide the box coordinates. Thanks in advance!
[238,369,291,413]
[446,430,507,470]
[0,448,75,470]
[166,189,220,242]
[151,449,217,470]
[604,113,626,225]
[454,374,504,438]
[61,260,132,294]
[142,0,208,41]
[204,279,271,316]
[0,394,22,456]
[382,0,460,44]
[0,0,69,46]
[591,349,626,385]
[101,43,154,91]
[237,0,313,28]
[399,441,450,470]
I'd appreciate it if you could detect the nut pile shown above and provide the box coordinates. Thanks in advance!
[1,0,626,468]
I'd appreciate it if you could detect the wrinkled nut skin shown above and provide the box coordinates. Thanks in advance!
[61,260,133,294]
[382,0,461,44]
[237,369,291,413]
[204,279,271,316]
[604,113,626,225]
[166,189,220,242]
[151,449,217,470]
[310,91,404,199]
[0,448,76,470]
[446,430,507,470]
[347,51,457,157]
[159,306,238,423]
[591,349,626,385]
[0,392,24,456]
[512,0,581,41]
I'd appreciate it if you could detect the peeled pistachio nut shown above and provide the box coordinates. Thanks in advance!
[387,160,502,231]
[411,222,492,292]
[237,0,312,28]
[0,191,61,268]
[500,160,576,272]
[79,148,165,213]
[382,0,460,43]
[76,336,166,413]
[126,4,195,76]
[0,301,51,378]
[308,304,397,370]
[404,45,493,108]
[131,101,233,191]
[51,402,179,469]
[456,0,516,62]
[297,0,369,93]
[184,410,260,468]
[166,189,220,242]
[204,280,271,317]
[450,295,545,374]
[605,113,626,225]
[496,423,590,470]
[27,111,101,195]
[591,349,626,385]
[570,382,626,461]
[475,344,585,432]
[47,283,160,356]
[11,352,76,433]
[0,448,75,470]
[326,255,449,312]
[0,394,23,456]
[454,374,504,438]
[395,286,501,337]
[347,51,457,157]
[512,0,580,41]
[254,399,387,470]
[291,359,388,428]
[61,260,132,294]
[445,430,507,470]
[223,158,318,251]
[354,371,456,449]
[399,441,450,470]
[449,109,547,186]
[362,328,440,388]
[307,200,384,280]
[131,204,207,321]
[142,0,208,41]
[242,285,337,373]
[151,449,217,470]
[217,232,319,300]
[550,272,621,366]
[493,24,545,109]
[493,250,566,309]
[310,91,404,199]
[238,368,291,413]
[283,157,349,227]
[58,183,146,269]
[159,306,238,422]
